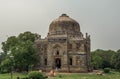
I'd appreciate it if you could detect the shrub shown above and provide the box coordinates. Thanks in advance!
[104,68,110,73]
[0,68,10,74]
[28,71,45,79]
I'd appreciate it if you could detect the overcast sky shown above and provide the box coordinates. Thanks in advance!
[0,0,120,52]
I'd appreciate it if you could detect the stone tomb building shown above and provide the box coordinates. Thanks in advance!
[35,14,91,72]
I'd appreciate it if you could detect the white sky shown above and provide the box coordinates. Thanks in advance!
[0,0,120,52]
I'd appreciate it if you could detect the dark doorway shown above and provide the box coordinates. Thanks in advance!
[55,58,61,69]
[44,58,47,65]
[69,58,72,65]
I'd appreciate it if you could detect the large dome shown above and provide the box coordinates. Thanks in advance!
[48,14,80,35]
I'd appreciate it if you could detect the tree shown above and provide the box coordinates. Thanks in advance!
[18,31,40,42]
[1,31,40,72]
[11,41,37,71]
[0,57,12,73]
[91,54,103,69]
[91,49,116,69]
[99,50,116,68]
[117,49,120,53]
[1,31,40,54]
[2,36,18,54]
[111,49,120,71]
[0,52,7,64]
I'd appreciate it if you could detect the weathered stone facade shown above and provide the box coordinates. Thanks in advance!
[35,14,92,72]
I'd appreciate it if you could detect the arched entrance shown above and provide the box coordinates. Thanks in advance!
[55,58,61,69]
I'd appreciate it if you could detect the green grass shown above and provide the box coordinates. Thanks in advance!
[0,71,120,79]
[51,71,120,79]
[0,73,27,79]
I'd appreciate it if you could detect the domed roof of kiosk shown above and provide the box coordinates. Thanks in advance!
[48,14,80,35]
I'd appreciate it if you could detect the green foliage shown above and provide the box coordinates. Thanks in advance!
[1,31,40,72]
[18,31,40,42]
[28,71,45,79]
[0,58,12,73]
[11,41,37,71]
[111,50,120,71]
[91,49,116,69]
[117,49,120,53]
[2,36,18,53]
[0,52,7,64]
[1,31,40,54]
[104,68,110,73]
[92,55,103,69]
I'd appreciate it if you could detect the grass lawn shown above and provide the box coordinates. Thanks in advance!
[50,71,120,79]
[0,71,120,79]
[0,73,27,79]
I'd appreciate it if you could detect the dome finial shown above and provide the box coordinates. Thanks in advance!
[60,14,69,17]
